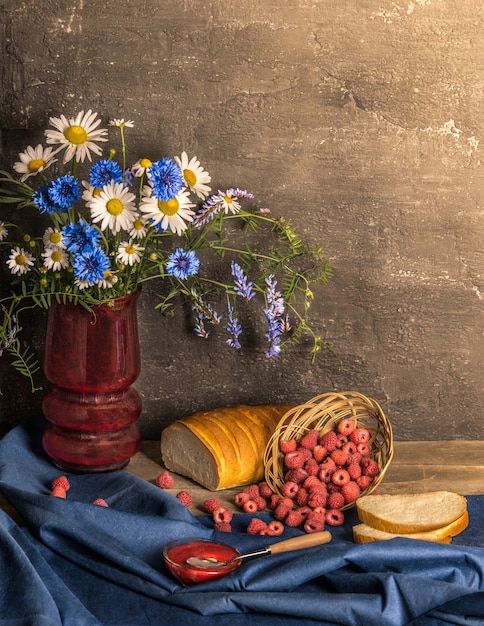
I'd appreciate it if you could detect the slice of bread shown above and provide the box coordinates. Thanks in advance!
[353,510,469,544]
[356,491,468,534]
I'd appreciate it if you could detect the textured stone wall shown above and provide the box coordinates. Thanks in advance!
[1,0,483,440]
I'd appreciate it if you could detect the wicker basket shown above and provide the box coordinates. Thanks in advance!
[264,391,393,509]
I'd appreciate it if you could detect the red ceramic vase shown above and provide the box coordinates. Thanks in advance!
[42,290,142,472]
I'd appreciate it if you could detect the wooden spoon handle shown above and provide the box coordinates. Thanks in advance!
[268,530,332,555]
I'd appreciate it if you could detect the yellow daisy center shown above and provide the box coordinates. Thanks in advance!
[140,158,152,169]
[28,158,46,173]
[93,187,102,197]
[106,198,124,215]
[16,254,27,266]
[51,250,62,263]
[132,219,143,231]
[125,245,136,255]
[224,195,233,204]
[64,125,88,145]
[49,232,62,244]
[183,169,197,187]
[158,198,179,216]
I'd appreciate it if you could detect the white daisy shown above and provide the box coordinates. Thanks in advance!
[13,144,58,181]
[0,222,8,241]
[81,180,103,204]
[45,109,108,163]
[89,181,137,234]
[219,189,242,214]
[128,215,149,239]
[96,270,118,289]
[42,247,69,272]
[139,186,195,235]
[109,119,134,128]
[42,227,65,249]
[74,277,90,290]
[174,151,212,199]
[6,247,35,275]
[132,158,153,178]
[116,241,145,266]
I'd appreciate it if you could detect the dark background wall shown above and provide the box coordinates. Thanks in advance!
[1,0,483,441]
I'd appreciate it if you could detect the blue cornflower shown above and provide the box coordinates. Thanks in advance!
[89,159,123,188]
[33,184,58,214]
[231,261,255,300]
[47,175,81,211]
[166,248,200,280]
[62,218,101,253]
[226,303,242,349]
[148,158,183,201]
[71,246,110,285]
[263,275,285,358]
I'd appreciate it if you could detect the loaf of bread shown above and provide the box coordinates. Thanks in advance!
[353,510,469,544]
[355,491,468,535]
[160,404,292,490]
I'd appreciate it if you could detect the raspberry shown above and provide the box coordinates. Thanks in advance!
[303,475,321,491]
[285,510,304,527]
[331,449,348,467]
[274,503,291,521]
[327,491,345,510]
[308,491,327,508]
[279,439,297,454]
[304,517,325,533]
[258,481,274,499]
[51,476,70,491]
[325,509,345,526]
[350,428,370,445]
[234,492,251,508]
[295,487,309,507]
[312,506,326,516]
[347,463,362,479]
[202,498,222,513]
[337,418,355,436]
[50,486,66,499]
[362,459,380,477]
[93,498,109,507]
[299,429,319,450]
[214,522,232,532]
[335,433,348,449]
[243,484,260,499]
[285,467,309,484]
[213,506,233,524]
[356,475,373,490]
[347,451,363,465]
[281,481,299,499]
[297,506,312,519]
[357,443,371,456]
[284,451,305,469]
[247,518,268,535]
[265,520,284,536]
[254,496,267,511]
[342,441,357,456]
[341,481,360,503]
[319,431,338,451]
[312,445,328,463]
[304,459,320,477]
[243,499,258,513]
[269,494,282,509]
[318,465,334,483]
[176,491,192,507]
[280,497,294,508]
[332,469,350,486]
[155,471,175,489]
[308,482,327,496]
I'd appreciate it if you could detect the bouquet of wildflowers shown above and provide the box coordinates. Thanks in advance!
[0,110,331,392]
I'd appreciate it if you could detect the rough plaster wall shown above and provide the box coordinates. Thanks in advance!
[0,0,483,440]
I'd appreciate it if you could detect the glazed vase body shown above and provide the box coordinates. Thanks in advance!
[42,291,142,472]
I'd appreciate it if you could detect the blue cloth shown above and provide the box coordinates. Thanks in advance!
[0,417,484,625]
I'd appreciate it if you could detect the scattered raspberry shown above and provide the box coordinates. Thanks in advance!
[269,494,282,509]
[356,475,373,490]
[254,496,267,511]
[281,481,299,499]
[280,497,294,508]
[285,510,304,527]
[274,503,291,521]
[325,509,345,526]
[258,481,274,499]
[341,481,361,503]
[279,439,298,454]
[202,498,222,513]
[331,449,348,467]
[176,491,192,507]
[304,511,325,534]
[214,522,232,532]
[265,520,284,536]
[350,428,370,445]
[312,506,326,516]
[297,506,312,519]
[234,492,251,508]
[93,498,109,507]
[212,506,233,524]
[155,471,175,489]
[319,431,338,451]
[50,486,66,499]
[243,499,258,513]
[327,491,345,509]
[337,418,355,436]
[247,518,268,535]
[284,450,305,469]
[51,476,70,491]
[243,484,260,499]
[299,429,319,450]
[332,469,350,487]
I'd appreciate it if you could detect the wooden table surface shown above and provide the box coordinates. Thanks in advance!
[2,440,483,524]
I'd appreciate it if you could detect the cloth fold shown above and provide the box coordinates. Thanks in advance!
[0,416,483,626]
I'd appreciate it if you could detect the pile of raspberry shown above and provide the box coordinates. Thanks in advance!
[232,418,381,534]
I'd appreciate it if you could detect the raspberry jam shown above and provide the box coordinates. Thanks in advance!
[163,539,241,585]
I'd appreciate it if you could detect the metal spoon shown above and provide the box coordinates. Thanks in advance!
[186,530,332,568]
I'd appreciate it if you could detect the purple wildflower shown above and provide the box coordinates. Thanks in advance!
[226,303,242,349]
[231,262,255,301]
